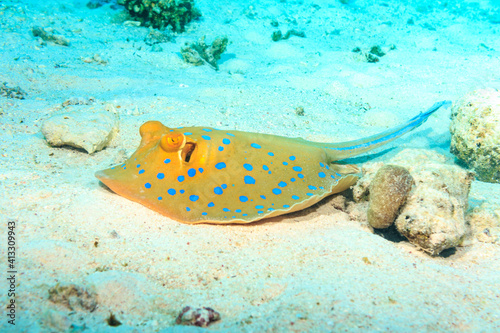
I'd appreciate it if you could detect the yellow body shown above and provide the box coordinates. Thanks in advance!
[96,121,357,224]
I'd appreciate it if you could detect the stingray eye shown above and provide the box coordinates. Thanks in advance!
[160,133,186,152]
[139,121,165,138]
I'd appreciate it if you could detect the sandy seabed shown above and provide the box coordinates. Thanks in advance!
[1,0,499,332]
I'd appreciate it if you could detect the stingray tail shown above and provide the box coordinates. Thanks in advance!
[322,100,450,161]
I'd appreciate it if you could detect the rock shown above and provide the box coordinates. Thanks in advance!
[353,149,474,255]
[42,110,118,154]
[450,88,500,183]
[392,151,474,255]
[367,165,414,229]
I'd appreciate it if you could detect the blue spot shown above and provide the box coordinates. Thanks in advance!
[214,187,223,195]
[263,165,269,171]
[258,211,264,214]
[293,166,302,172]
[199,168,204,173]
[268,152,274,156]
[272,188,282,195]
[218,146,224,151]
[318,172,326,178]
[188,168,196,177]
[145,183,151,189]
[177,175,185,182]
[168,189,176,195]
[283,161,288,166]
[268,208,275,211]
[243,213,248,217]
[292,195,300,200]
[283,204,290,208]
[136,164,141,168]
[298,174,304,179]
[208,202,215,207]
[278,181,287,187]
[221,184,227,189]
[243,163,253,171]
[308,185,317,190]
[158,197,162,200]
[326,165,330,170]
[203,128,212,132]
[202,135,211,140]
[202,212,207,216]
[189,195,199,202]
[184,132,192,135]
[290,156,296,161]
[164,158,171,164]
[236,209,242,213]
[260,195,266,199]
[255,205,264,209]
[186,207,191,212]
[157,173,164,179]
[139,169,145,174]
[290,178,296,182]
[319,186,325,189]
[215,162,226,170]
[251,143,261,149]
[331,175,336,179]
[222,138,230,145]
[307,193,314,196]
[223,208,230,212]
[227,132,235,137]
[239,196,248,202]
[319,162,325,167]
[180,189,185,194]
[336,173,342,177]
[123,167,126,169]
[244,175,256,184]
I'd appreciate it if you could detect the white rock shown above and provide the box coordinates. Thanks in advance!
[42,110,118,154]
[353,149,474,255]
[450,88,500,183]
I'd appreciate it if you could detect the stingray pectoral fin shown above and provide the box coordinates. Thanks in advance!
[323,100,450,161]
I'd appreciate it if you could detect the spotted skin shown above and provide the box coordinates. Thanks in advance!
[96,101,448,224]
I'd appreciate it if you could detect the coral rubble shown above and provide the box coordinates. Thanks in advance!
[1,82,26,99]
[450,88,500,183]
[48,284,97,312]
[175,306,221,327]
[181,36,228,70]
[31,26,70,46]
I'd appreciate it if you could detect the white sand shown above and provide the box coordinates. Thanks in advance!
[1,0,499,331]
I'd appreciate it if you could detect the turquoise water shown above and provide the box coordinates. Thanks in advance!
[1,0,499,332]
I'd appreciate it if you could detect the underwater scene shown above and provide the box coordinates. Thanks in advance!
[1,0,499,331]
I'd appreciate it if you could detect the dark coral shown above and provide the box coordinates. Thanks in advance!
[119,0,201,32]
